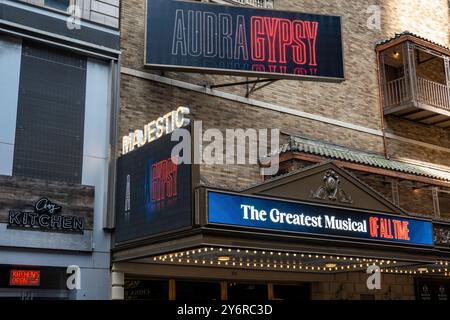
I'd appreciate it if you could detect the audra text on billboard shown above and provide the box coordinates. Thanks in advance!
[145,0,344,80]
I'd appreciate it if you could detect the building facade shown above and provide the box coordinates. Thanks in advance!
[0,0,120,299]
[111,0,450,300]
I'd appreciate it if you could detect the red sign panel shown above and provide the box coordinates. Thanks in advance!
[10,270,41,286]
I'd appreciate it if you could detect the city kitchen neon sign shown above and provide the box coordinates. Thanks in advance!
[8,198,84,233]
[122,106,190,155]
[208,191,434,246]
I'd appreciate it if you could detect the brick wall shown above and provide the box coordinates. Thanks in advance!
[120,75,386,189]
[119,0,450,191]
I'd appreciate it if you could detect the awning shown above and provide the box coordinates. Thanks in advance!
[277,136,450,182]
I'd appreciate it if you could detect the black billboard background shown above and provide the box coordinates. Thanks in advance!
[115,129,192,244]
[146,0,344,80]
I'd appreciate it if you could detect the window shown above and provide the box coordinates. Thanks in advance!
[13,40,87,183]
[44,0,70,12]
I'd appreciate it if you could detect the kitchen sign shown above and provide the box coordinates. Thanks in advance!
[10,270,40,286]
[145,0,344,81]
[207,191,433,246]
[8,198,85,234]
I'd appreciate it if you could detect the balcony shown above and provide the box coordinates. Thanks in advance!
[378,33,450,129]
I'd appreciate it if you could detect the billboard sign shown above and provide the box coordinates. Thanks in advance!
[115,127,192,244]
[145,0,344,81]
[207,191,434,246]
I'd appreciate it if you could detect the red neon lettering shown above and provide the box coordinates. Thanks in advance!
[393,220,410,241]
[151,158,178,203]
[294,67,307,75]
[263,17,279,63]
[249,15,319,67]
[369,217,379,238]
[252,64,265,72]
[251,16,265,61]
[10,270,40,286]
[268,65,277,73]
[380,218,393,239]
[292,21,307,65]
[305,21,318,66]
[278,18,292,64]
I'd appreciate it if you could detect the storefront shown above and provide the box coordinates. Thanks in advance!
[111,125,450,300]
[0,0,120,299]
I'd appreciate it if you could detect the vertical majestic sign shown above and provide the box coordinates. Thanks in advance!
[115,126,192,244]
[145,0,344,81]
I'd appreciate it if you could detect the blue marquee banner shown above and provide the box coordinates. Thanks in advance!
[207,191,434,246]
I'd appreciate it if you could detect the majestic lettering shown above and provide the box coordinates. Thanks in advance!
[122,106,190,155]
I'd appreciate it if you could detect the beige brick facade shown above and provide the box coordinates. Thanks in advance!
[118,0,450,300]
[119,0,450,215]
[120,0,449,168]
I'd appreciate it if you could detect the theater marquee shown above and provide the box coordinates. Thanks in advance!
[207,191,434,246]
[145,0,344,81]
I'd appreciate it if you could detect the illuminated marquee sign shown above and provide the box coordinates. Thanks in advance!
[10,270,40,286]
[115,127,192,244]
[122,106,190,155]
[207,191,434,246]
[146,0,344,80]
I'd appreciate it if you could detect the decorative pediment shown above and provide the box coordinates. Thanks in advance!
[245,162,407,215]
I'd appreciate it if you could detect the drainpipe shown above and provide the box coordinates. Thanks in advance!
[376,49,389,159]
[104,56,121,229]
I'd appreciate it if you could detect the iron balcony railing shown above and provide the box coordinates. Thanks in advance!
[384,76,450,112]
[416,77,450,111]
